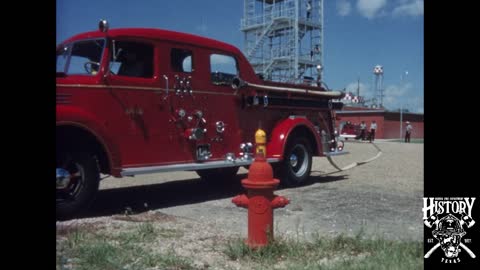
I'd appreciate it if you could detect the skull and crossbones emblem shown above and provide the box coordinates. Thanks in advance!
[424,212,476,259]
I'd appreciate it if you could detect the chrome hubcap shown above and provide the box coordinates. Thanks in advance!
[290,145,308,177]
[56,160,85,202]
[56,168,71,189]
[290,154,298,167]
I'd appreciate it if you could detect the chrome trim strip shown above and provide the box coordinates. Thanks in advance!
[120,158,281,176]
[288,115,306,119]
[335,110,385,114]
[57,84,160,91]
[56,84,236,96]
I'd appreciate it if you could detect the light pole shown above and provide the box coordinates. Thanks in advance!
[399,71,408,139]
[400,104,403,139]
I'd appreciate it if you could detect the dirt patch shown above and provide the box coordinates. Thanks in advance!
[111,210,177,223]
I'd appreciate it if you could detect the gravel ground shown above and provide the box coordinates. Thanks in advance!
[155,140,423,241]
[57,140,423,268]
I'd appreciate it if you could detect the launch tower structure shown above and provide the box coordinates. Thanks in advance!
[241,0,324,84]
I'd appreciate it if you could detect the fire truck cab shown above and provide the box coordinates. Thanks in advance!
[56,21,345,218]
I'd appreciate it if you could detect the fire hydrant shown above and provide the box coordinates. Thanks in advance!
[232,128,290,248]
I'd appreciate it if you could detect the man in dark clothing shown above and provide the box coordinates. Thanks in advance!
[405,121,413,143]
[359,121,367,140]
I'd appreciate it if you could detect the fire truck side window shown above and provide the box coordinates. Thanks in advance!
[171,48,193,73]
[110,41,153,78]
[210,54,238,85]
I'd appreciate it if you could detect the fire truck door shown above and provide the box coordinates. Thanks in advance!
[107,39,188,165]
[163,46,204,162]
[190,52,243,160]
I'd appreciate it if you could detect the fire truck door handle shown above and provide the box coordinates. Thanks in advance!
[163,75,169,100]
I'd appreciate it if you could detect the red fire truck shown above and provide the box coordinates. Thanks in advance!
[56,21,345,218]
[339,121,359,140]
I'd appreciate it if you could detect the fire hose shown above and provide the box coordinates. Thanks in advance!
[231,77,345,99]
[326,141,382,172]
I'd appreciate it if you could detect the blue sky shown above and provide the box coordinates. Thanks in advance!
[57,0,423,113]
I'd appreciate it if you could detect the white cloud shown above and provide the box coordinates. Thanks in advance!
[385,82,411,97]
[347,0,423,19]
[405,95,424,113]
[380,83,411,109]
[356,0,387,19]
[337,0,352,16]
[382,83,424,113]
[345,81,372,97]
[342,80,423,113]
[393,0,424,17]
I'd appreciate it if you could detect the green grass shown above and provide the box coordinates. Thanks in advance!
[57,222,422,270]
[224,231,423,270]
[57,223,193,270]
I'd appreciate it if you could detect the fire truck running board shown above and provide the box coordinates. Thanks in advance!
[121,158,281,176]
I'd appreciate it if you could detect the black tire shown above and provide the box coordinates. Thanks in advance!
[275,137,313,187]
[56,152,100,220]
[196,166,240,182]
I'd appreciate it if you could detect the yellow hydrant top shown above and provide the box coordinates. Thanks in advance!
[255,129,266,144]
[255,128,267,156]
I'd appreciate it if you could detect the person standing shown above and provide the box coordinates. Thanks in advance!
[359,121,367,140]
[306,0,312,19]
[405,121,413,143]
[369,120,377,142]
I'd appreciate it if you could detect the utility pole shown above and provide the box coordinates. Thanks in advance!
[399,71,408,139]
[400,104,403,139]
[356,77,360,98]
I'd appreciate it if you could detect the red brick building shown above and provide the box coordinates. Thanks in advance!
[335,107,424,139]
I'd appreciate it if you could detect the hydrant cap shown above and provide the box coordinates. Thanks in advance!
[255,129,267,144]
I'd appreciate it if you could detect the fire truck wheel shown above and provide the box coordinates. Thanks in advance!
[277,137,312,187]
[196,166,240,182]
[56,152,100,220]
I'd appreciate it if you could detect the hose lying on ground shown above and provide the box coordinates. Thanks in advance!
[326,141,382,172]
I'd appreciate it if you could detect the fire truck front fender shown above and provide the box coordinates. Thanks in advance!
[267,118,322,159]
[56,105,121,176]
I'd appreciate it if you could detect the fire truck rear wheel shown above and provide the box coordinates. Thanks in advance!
[196,166,240,182]
[56,152,100,220]
[277,137,312,187]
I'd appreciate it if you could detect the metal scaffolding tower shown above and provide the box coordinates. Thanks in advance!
[241,0,324,84]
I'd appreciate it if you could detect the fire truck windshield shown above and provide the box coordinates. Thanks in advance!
[56,39,106,76]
